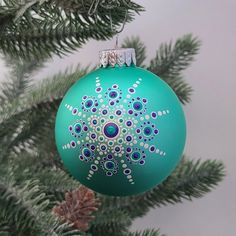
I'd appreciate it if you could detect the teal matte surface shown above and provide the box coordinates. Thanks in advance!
[55,65,186,196]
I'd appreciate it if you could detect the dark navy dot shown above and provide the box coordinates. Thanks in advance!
[91,165,98,171]
[116,110,122,116]
[140,160,145,165]
[72,108,77,114]
[124,169,131,175]
[150,146,155,152]
[115,146,121,152]
[129,88,135,93]
[102,109,108,115]
[151,112,157,118]
[126,136,132,142]
[106,171,113,176]
[128,110,133,115]
[126,121,132,127]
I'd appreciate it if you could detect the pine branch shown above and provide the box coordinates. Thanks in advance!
[0,171,83,236]
[122,36,147,67]
[148,34,201,79]
[124,158,225,218]
[89,209,132,236]
[0,218,10,236]
[98,158,224,219]
[0,57,43,103]
[163,76,193,104]
[0,66,88,161]
[0,0,144,60]
[147,34,200,104]
[0,176,48,234]
[128,229,165,236]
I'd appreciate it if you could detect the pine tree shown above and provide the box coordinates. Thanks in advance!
[0,1,225,236]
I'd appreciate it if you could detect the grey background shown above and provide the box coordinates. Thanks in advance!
[0,0,235,235]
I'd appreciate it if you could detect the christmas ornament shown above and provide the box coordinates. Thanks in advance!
[52,185,100,231]
[55,48,186,196]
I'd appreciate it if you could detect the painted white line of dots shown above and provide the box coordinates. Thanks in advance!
[120,160,135,185]
[157,110,170,117]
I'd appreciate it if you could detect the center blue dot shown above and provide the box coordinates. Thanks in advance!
[104,122,119,138]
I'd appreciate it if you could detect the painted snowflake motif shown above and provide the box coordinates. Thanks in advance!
[62,77,170,185]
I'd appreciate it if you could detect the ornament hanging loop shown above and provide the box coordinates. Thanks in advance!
[109,9,128,48]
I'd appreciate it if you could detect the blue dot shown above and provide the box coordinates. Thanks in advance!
[144,127,152,136]
[109,91,118,99]
[74,123,82,134]
[133,101,143,111]
[126,120,132,127]
[102,109,108,115]
[105,161,115,170]
[126,135,132,142]
[83,148,91,158]
[131,152,141,161]
[103,122,119,138]
[85,99,93,108]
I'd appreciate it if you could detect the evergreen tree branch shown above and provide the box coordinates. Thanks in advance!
[147,34,200,104]
[0,66,88,161]
[0,218,10,236]
[125,158,225,218]
[162,76,193,104]
[0,0,144,60]
[89,209,132,236]
[122,36,147,67]
[0,57,43,103]
[128,229,165,236]
[0,172,82,236]
[99,158,225,219]
[148,34,201,79]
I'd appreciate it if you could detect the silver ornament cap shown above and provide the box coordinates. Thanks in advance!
[99,48,136,67]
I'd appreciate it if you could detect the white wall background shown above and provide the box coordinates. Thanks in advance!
[0,0,235,235]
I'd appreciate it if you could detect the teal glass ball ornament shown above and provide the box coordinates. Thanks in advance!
[55,48,186,196]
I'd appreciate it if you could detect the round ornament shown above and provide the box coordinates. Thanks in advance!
[55,48,186,196]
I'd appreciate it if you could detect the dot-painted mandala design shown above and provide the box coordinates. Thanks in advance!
[61,76,170,185]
